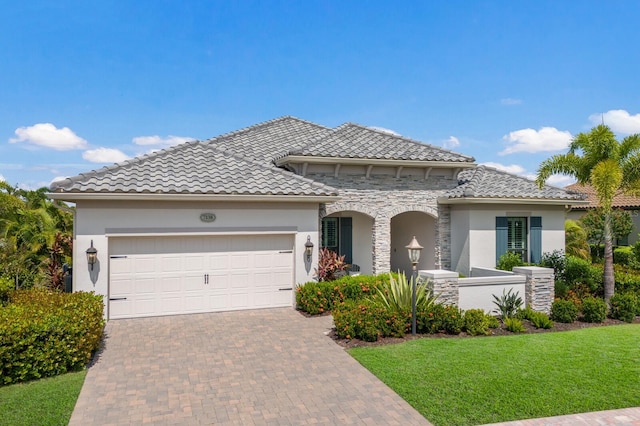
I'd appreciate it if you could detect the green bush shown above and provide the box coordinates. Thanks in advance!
[497,252,524,271]
[504,317,525,333]
[529,311,554,329]
[416,303,464,335]
[581,296,607,323]
[0,289,104,385]
[295,274,388,314]
[609,292,638,323]
[554,280,569,299]
[0,276,15,303]
[439,305,464,335]
[486,315,500,328]
[492,288,523,318]
[614,268,640,297]
[463,309,490,336]
[540,250,566,281]
[332,299,407,341]
[564,256,602,294]
[614,246,635,266]
[516,306,535,321]
[374,273,436,313]
[550,299,579,323]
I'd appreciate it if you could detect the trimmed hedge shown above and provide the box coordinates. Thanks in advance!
[609,292,639,323]
[0,289,104,385]
[332,299,408,341]
[295,274,393,314]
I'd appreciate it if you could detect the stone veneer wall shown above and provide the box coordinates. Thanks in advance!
[512,266,555,314]
[311,173,458,274]
[420,266,554,313]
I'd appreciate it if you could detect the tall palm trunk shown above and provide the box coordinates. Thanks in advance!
[603,212,615,305]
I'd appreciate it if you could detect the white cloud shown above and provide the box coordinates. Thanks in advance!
[9,123,88,150]
[546,174,576,187]
[500,98,523,106]
[50,176,68,185]
[500,127,572,155]
[367,126,401,136]
[589,109,640,134]
[82,148,130,164]
[480,162,527,176]
[132,135,195,147]
[443,136,460,149]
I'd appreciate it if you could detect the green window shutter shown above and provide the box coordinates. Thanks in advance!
[496,217,508,264]
[339,217,353,264]
[530,216,542,264]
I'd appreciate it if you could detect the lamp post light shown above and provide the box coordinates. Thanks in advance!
[406,236,423,336]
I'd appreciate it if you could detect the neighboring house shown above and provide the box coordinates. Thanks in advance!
[49,116,586,319]
[566,182,640,245]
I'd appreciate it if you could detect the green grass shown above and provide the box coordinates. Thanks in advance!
[349,325,640,426]
[0,370,86,426]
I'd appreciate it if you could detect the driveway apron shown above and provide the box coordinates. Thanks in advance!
[70,308,431,425]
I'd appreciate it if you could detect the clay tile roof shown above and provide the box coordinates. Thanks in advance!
[49,140,337,197]
[444,166,585,201]
[565,183,640,209]
[285,123,475,163]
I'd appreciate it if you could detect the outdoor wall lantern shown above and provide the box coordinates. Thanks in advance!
[304,236,314,262]
[406,236,423,335]
[86,240,98,270]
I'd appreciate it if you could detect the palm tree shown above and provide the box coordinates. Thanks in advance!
[536,124,640,304]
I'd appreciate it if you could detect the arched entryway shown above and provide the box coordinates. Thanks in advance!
[390,211,436,278]
[321,211,374,275]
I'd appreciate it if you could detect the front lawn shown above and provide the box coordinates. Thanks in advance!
[0,370,86,426]
[349,324,640,426]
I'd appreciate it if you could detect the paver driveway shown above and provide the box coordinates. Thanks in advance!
[70,308,431,425]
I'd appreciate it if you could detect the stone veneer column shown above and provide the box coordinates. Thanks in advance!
[419,270,459,306]
[513,266,554,314]
[437,205,451,270]
[372,217,391,274]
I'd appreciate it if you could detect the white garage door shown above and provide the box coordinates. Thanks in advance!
[108,235,294,319]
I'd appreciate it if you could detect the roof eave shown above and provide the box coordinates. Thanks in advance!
[275,155,476,168]
[47,192,340,203]
[437,196,590,206]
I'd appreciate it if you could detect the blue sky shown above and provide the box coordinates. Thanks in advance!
[2,1,640,190]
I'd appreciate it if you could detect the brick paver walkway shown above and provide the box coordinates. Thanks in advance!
[69,308,431,425]
[483,407,640,425]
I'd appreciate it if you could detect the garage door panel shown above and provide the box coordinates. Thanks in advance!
[109,235,294,319]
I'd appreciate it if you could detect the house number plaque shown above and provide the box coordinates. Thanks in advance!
[200,213,216,223]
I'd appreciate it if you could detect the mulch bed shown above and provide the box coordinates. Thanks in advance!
[321,314,640,349]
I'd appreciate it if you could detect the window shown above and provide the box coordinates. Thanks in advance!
[321,217,352,264]
[507,217,527,261]
[496,216,542,264]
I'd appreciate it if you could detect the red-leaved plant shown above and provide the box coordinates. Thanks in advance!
[314,248,349,282]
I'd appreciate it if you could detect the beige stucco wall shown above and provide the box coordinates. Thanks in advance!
[449,204,566,275]
[73,200,321,316]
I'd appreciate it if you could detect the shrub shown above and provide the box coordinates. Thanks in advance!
[614,268,640,297]
[516,306,535,321]
[554,280,569,299]
[504,317,525,333]
[486,315,500,329]
[614,246,635,266]
[0,276,15,303]
[540,250,566,281]
[497,252,524,271]
[0,289,104,385]
[550,299,579,323]
[332,299,407,341]
[463,309,491,336]
[529,311,554,329]
[492,288,523,318]
[373,272,436,313]
[439,305,464,335]
[295,274,388,314]
[609,292,638,323]
[314,248,349,282]
[581,296,607,323]
[564,256,602,294]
